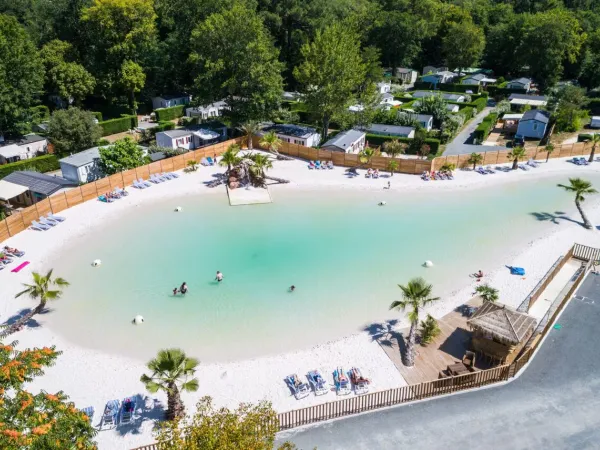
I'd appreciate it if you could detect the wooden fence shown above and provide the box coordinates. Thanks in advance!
[252,136,434,175]
[0,138,243,243]
[571,243,600,263]
[431,141,593,171]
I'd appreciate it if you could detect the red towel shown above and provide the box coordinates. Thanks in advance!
[11,261,30,273]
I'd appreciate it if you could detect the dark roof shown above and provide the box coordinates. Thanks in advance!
[1,134,46,147]
[366,124,415,136]
[4,171,77,196]
[149,152,166,162]
[509,77,532,85]
[156,94,190,100]
[263,124,318,138]
[508,94,547,101]
[521,110,550,124]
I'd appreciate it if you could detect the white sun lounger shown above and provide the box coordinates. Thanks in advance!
[48,213,66,222]
[39,217,57,227]
[138,178,152,187]
[31,220,50,231]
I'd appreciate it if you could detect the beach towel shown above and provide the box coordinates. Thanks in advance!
[11,261,29,273]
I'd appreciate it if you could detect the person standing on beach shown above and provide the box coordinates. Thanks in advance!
[215,271,223,282]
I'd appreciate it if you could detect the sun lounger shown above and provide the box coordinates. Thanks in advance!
[201,157,210,166]
[149,174,162,183]
[133,180,145,189]
[207,157,215,166]
[31,220,50,231]
[81,406,95,423]
[11,261,29,272]
[349,367,370,395]
[285,374,310,400]
[48,213,66,222]
[169,171,180,178]
[527,159,539,168]
[101,399,120,429]
[476,166,487,175]
[518,164,530,171]
[327,161,334,169]
[120,397,136,424]
[39,217,57,227]
[308,160,316,169]
[333,367,351,396]
[485,166,496,174]
[3,247,25,257]
[307,370,329,396]
[421,171,430,181]
[315,160,322,170]
[0,254,13,265]
[138,178,152,187]
[161,172,175,180]
[115,187,129,196]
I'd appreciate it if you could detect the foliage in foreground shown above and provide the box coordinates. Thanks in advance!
[154,396,300,450]
[0,342,97,449]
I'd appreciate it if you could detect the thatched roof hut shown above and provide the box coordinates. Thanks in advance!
[468,302,536,346]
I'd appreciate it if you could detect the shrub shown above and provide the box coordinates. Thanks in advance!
[0,155,60,179]
[420,314,441,345]
[487,85,527,98]
[469,97,488,113]
[473,112,498,142]
[439,83,481,94]
[91,111,103,122]
[30,105,50,123]
[98,115,138,136]
[156,121,176,132]
[155,105,185,121]
[578,133,593,142]
[96,138,110,146]
[365,134,440,154]
[457,106,474,121]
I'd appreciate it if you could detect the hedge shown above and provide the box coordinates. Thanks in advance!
[487,85,527,98]
[98,115,138,136]
[0,155,60,179]
[155,105,185,121]
[578,134,593,142]
[457,106,475,121]
[154,121,176,133]
[91,111,103,122]
[473,112,498,143]
[414,81,482,94]
[365,134,440,154]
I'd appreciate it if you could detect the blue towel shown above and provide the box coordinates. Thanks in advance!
[509,266,525,276]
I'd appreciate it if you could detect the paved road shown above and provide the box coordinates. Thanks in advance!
[443,106,507,155]
[278,274,600,450]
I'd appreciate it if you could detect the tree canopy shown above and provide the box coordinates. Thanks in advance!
[47,107,102,154]
[99,137,147,174]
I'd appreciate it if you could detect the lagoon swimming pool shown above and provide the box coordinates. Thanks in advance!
[46,174,599,362]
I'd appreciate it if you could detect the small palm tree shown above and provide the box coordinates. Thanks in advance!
[0,270,69,338]
[219,144,241,172]
[249,153,273,179]
[382,139,406,158]
[544,143,555,163]
[419,314,441,346]
[474,284,499,303]
[557,178,598,229]
[387,159,399,176]
[359,147,375,168]
[186,160,198,172]
[467,152,483,170]
[507,146,527,170]
[140,348,199,420]
[259,131,283,156]
[588,134,600,163]
[240,122,259,150]
[389,278,440,367]
[440,162,456,174]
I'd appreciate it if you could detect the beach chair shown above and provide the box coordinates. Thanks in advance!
[476,166,487,175]
[485,166,496,174]
[133,180,145,189]
[39,217,57,227]
[81,406,95,423]
[333,367,351,396]
[308,161,316,169]
[101,400,120,429]
[518,164,530,171]
[169,171,180,178]
[201,157,210,166]
[315,160,322,170]
[207,157,215,166]
[3,247,24,257]
[307,370,329,396]
[527,159,539,168]
[446,171,454,180]
[161,172,175,180]
[120,397,136,424]
[327,161,334,169]
[0,254,14,265]
[48,213,66,222]
[149,174,162,184]
[285,374,310,400]
[349,367,370,395]
[115,187,129,196]
[31,220,50,231]
[139,178,152,187]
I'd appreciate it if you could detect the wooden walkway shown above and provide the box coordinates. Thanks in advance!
[375,297,489,385]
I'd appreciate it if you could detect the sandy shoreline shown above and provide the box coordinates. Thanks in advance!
[2,154,600,449]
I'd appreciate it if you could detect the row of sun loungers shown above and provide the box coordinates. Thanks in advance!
[570,157,590,166]
[96,397,137,430]
[98,187,129,202]
[308,160,334,170]
[421,171,454,181]
[133,172,180,190]
[286,367,371,400]
[473,159,540,175]
[0,246,26,271]
[29,213,66,231]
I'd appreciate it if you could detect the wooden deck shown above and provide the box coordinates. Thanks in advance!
[375,297,492,385]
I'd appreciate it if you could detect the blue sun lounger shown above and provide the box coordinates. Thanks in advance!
[120,397,136,424]
[285,374,310,400]
[307,370,329,396]
[333,367,351,396]
[508,266,525,276]
[101,399,120,429]
[207,157,215,166]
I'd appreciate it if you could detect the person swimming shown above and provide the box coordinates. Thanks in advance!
[289,285,296,292]
[173,287,178,295]
[180,282,188,294]
[215,271,223,282]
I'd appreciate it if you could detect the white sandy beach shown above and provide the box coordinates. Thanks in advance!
[2,154,600,449]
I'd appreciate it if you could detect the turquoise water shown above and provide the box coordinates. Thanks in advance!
[47,174,600,362]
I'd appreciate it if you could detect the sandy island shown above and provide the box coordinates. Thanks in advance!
[2,154,600,449]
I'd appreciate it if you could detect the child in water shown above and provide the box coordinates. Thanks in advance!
[173,287,178,296]
[289,285,296,292]
[215,271,223,282]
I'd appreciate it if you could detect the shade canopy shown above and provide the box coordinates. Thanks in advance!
[0,180,29,200]
[467,301,536,345]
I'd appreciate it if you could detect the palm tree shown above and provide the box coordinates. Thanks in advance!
[259,131,283,156]
[249,153,273,179]
[387,159,399,176]
[240,121,259,150]
[440,162,456,174]
[186,160,198,172]
[507,146,527,170]
[219,144,241,172]
[474,284,499,303]
[389,277,440,367]
[359,147,375,168]
[557,178,598,229]
[419,314,441,345]
[140,348,199,420]
[0,270,69,338]
[382,139,406,159]
[467,152,483,170]
[588,134,600,163]
[544,143,555,163]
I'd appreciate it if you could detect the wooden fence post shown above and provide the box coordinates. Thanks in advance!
[2,216,9,237]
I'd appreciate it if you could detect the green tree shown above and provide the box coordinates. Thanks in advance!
[0,14,44,136]
[0,270,69,339]
[190,3,284,124]
[0,342,97,449]
[240,122,259,150]
[98,137,147,174]
[48,108,102,155]
[588,134,600,163]
[443,20,485,75]
[557,178,598,229]
[120,60,146,114]
[415,95,449,127]
[507,146,527,170]
[154,396,296,450]
[474,284,499,303]
[140,348,199,420]
[390,277,440,367]
[359,147,375,168]
[382,139,406,159]
[40,40,95,106]
[259,131,283,156]
[387,159,399,176]
[249,152,273,179]
[544,143,555,163]
[294,22,366,141]
[440,162,456,174]
[419,314,441,346]
[467,152,483,170]
[218,144,241,172]
[548,85,589,132]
